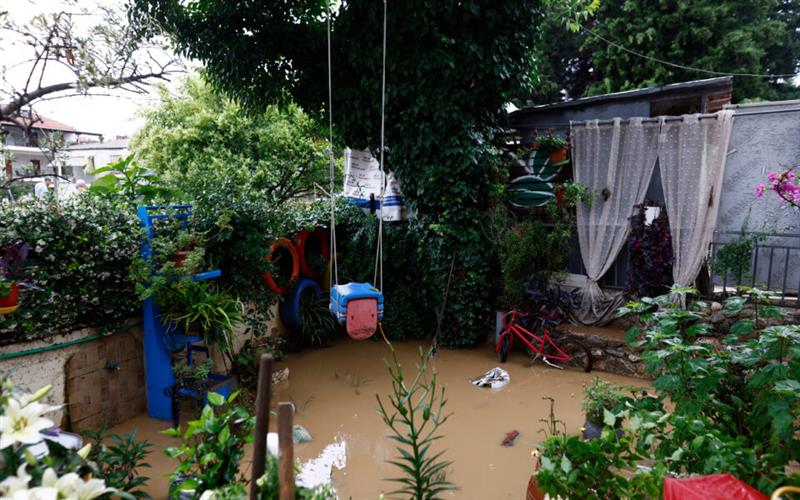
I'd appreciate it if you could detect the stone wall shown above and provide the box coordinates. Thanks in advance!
[564,329,649,379]
[0,322,144,428]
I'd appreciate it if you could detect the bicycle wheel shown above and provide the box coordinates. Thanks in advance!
[497,334,511,363]
[541,335,592,372]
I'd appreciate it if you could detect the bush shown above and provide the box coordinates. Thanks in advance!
[535,286,800,497]
[0,196,141,342]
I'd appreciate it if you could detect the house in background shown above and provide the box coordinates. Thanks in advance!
[507,76,798,303]
[0,111,103,178]
[66,137,130,182]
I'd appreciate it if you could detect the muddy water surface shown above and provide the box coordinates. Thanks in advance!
[112,339,649,499]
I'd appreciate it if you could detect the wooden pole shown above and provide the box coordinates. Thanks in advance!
[278,402,294,500]
[250,354,273,500]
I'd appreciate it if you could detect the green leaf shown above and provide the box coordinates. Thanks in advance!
[207,392,225,406]
[560,454,572,474]
[540,456,555,472]
[668,448,683,462]
[603,408,617,427]
[88,174,119,191]
[773,379,800,396]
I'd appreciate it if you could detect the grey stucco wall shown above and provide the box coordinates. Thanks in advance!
[715,101,800,293]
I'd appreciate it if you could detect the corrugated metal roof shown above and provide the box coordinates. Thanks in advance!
[510,76,733,118]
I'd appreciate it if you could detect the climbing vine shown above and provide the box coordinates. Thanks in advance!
[130,0,594,346]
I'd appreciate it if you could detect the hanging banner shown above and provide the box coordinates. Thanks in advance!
[343,148,413,221]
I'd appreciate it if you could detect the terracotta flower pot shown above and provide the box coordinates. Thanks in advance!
[0,284,20,307]
[548,146,568,164]
[527,456,545,500]
[170,250,190,268]
[0,284,20,314]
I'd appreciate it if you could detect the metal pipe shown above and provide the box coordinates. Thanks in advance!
[570,106,800,127]
[0,322,142,361]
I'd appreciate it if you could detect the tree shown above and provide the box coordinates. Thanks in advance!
[0,1,180,125]
[131,76,331,202]
[529,0,800,104]
[130,0,575,346]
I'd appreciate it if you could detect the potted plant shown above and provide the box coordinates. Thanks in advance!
[580,377,627,439]
[164,230,204,270]
[0,241,30,313]
[536,134,569,164]
[172,358,214,393]
[158,280,243,366]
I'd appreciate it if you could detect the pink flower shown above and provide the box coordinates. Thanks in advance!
[755,183,765,198]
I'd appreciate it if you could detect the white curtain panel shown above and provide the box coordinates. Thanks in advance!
[658,111,735,289]
[572,117,661,324]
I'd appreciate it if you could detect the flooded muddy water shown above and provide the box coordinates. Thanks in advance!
[112,338,649,499]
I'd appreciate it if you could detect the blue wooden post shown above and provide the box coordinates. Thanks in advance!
[137,205,228,422]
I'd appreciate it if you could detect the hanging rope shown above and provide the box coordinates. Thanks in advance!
[372,0,388,294]
[326,0,339,288]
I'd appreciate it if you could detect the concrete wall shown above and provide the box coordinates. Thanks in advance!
[0,323,143,426]
[0,304,289,430]
[716,101,800,292]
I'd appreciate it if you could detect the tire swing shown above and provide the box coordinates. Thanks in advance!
[323,0,388,341]
[279,278,322,334]
[293,229,330,280]
[264,238,299,295]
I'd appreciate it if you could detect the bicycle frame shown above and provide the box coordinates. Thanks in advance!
[496,310,571,363]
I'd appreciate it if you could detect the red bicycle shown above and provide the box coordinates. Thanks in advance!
[496,310,592,372]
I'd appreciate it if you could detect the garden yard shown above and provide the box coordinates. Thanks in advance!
[0,0,800,499]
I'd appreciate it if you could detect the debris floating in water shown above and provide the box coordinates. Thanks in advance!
[293,424,312,444]
[501,430,520,447]
[298,439,347,490]
[470,367,510,389]
[272,367,290,384]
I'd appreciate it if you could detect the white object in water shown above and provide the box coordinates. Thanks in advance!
[266,432,279,457]
[471,367,510,389]
[297,440,347,489]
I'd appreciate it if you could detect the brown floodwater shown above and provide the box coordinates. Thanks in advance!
[111,338,649,499]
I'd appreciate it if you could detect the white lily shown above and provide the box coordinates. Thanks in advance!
[7,486,58,500]
[0,465,58,500]
[40,469,115,500]
[0,398,54,449]
[0,464,32,496]
[69,477,115,500]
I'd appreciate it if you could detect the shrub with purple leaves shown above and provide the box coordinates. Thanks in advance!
[625,202,673,298]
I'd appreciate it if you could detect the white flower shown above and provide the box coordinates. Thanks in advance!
[0,464,32,496]
[0,465,58,500]
[0,398,54,449]
[7,486,58,500]
[41,469,115,500]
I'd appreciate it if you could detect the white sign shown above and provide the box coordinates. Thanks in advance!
[343,148,413,221]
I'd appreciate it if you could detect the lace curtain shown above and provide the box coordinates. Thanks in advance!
[571,118,661,325]
[659,111,735,289]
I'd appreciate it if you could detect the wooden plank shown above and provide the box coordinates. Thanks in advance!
[278,402,294,500]
[250,355,273,500]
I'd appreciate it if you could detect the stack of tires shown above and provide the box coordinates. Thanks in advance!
[263,229,330,335]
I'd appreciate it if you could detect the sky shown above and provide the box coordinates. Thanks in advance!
[1,0,184,139]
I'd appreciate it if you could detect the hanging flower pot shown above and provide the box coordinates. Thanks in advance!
[548,146,568,164]
[170,250,190,268]
[0,283,19,314]
[554,184,566,206]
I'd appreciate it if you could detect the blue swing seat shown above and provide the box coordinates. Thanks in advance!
[330,283,384,340]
